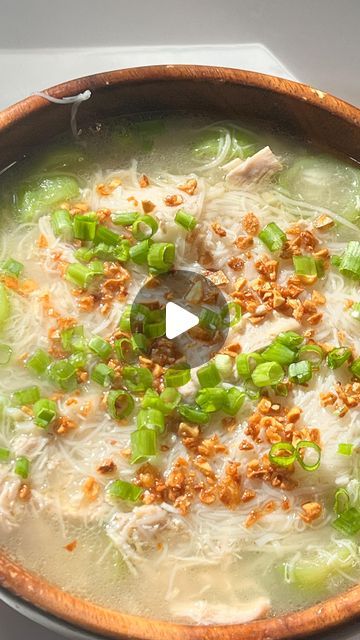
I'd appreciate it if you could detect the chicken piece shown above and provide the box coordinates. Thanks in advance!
[223,147,282,187]
[171,597,270,624]
[12,434,48,460]
[106,505,182,571]
[0,477,21,531]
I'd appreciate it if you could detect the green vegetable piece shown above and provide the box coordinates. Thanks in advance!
[18,176,80,221]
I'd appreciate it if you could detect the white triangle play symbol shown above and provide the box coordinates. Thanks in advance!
[165,302,199,340]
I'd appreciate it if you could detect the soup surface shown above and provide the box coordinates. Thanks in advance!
[0,114,360,624]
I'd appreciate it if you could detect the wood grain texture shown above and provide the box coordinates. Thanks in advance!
[0,65,359,639]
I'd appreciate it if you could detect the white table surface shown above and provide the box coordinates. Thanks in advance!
[0,1,359,638]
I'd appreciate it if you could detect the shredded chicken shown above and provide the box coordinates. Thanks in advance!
[223,146,282,187]
[106,505,182,572]
[171,597,270,624]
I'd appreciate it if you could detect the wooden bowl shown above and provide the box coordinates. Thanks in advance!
[0,65,360,640]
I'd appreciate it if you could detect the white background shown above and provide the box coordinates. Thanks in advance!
[0,0,360,638]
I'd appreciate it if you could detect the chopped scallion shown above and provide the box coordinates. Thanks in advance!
[12,385,40,406]
[107,479,143,502]
[88,335,112,360]
[131,428,157,464]
[327,347,351,369]
[338,443,354,456]
[164,363,191,388]
[73,214,97,241]
[14,456,30,479]
[91,362,115,387]
[288,360,312,384]
[258,222,286,252]
[174,209,197,231]
[107,389,134,419]
[33,398,57,429]
[251,361,284,387]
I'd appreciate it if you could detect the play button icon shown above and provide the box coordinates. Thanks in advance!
[165,302,199,339]
[130,269,230,370]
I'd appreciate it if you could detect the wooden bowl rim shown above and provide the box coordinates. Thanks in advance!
[0,65,359,639]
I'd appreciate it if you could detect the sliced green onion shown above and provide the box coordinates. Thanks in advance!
[107,479,143,502]
[214,354,234,380]
[48,360,77,391]
[220,302,242,328]
[269,442,296,467]
[112,211,140,226]
[288,360,312,384]
[350,357,360,380]
[61,325,86,354]
[0,448,10,463]
[94,225,120,246]
[12,385,40,406]
[129,239,151,265]
[0,283,10,329]
[131,428,157,464]
[119,305,131,332]
[107,389,134,419]
[141,388,180,415]
[198,307,220,332]
[296,440,321,471]
[334,488,350,515]
[33,398,57,429]
[88,335,112,359]
[65,263,97,289]
[298,344,323,369]
[131,333,150,354]
[332,508,360,536]
[74,246,94,263]
[88,260,104,276]
[338,443,354,456]
[147,242,175,272]
[1,258,24,278]
[164,363,191,388]
[159,388,181,412]
[197,361,221,388]
[261,341,297,366]
[132,215,158,240]
[251,361,284,388]
[113,240,130,262]
[277,331,304,349]
[293,255,317,278]
[178,403,209,424]
[223,387,245,416]
[91,363,115,387]
[174,209,197,231]
[195,387,227,413]
[338,241,360,280]
[122,365,153,392]
[331,255,341,267]
[259,222,286,252]
[137,408,165,433]
[73,214,97,241]
[327,347,351,369]
[144,318,166,339]
[131,303,152,327]
[14,456,30,479]
[68,351,87,369]
[0,344,12,365]
[51,209,73,241]
[236,352,263,379]
[114,337,135,362]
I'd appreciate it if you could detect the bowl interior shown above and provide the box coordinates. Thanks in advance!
[0,65,360,640]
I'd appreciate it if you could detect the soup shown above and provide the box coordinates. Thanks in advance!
[0,114,360,624]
